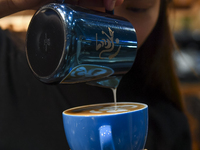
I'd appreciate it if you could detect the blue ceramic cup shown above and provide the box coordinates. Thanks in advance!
[62,102,148,150]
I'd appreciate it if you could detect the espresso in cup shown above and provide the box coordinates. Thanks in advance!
[63,102,146,116]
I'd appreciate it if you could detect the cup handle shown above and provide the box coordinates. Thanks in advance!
[99,125,115,150]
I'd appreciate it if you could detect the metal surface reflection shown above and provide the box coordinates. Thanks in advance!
[26,3,137,88]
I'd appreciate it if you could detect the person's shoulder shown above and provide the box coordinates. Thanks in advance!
[146,98,192,150]
[0,27,28,78]
[0,28,7,46]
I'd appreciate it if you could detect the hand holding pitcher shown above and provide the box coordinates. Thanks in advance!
[0,0,124,18]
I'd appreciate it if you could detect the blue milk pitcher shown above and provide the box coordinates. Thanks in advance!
[26,2,137,88]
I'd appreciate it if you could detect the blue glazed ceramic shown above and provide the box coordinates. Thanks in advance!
[62,102,148,150]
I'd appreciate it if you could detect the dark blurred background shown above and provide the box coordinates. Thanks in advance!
[0,1,200,149]
[170,1,200,149]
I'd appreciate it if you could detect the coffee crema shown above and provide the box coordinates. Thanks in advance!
[63,102,147,116]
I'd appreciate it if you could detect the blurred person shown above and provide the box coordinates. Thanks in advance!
[0,0,192,149]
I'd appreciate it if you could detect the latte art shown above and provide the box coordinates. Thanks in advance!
[64,103,147,116]
[90,105,138,113]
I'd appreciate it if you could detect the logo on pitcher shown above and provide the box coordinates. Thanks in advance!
[61,65,114,84]
[96,27,121,59]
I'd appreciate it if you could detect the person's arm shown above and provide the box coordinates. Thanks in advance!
[0,0,124,18]
[0,0,53,18]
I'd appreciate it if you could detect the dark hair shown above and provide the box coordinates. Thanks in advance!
[121,0,185,111]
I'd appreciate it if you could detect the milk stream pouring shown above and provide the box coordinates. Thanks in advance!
[26,2,137,88]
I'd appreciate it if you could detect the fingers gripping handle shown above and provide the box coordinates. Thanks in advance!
[56,0,65,3]
[56,0,114,14]
[99,125,115,150]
